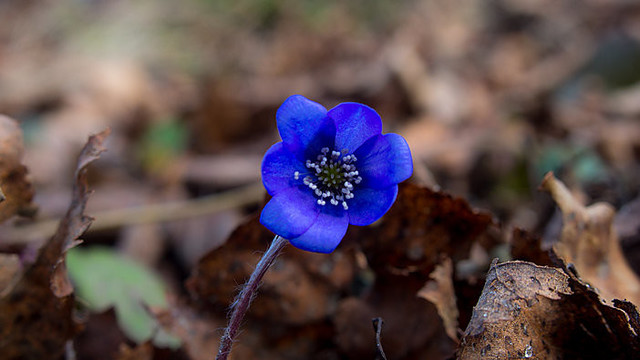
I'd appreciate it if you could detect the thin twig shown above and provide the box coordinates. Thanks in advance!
[372,317,388,360]
[2,182,265,245]
[216,235,288,360]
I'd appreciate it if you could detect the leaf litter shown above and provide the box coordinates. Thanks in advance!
[2,1,640,359]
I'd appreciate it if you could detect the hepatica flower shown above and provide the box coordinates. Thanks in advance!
[260,95,413,253]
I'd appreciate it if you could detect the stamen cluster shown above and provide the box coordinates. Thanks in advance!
[294,147,362,210]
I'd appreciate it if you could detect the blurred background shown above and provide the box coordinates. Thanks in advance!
[1,0,640,358]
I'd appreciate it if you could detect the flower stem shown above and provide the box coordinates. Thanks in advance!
[215,235,288,360]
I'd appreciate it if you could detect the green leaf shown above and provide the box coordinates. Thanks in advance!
[67,247,180,347]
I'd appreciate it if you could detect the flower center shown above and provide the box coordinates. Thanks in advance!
[294,147,362,210]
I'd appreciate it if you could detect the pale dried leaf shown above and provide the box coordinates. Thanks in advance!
[540,172,640,305]
[417,257,459,342]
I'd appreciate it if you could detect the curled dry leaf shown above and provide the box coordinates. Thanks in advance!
[0,115,34,223]
[417,257,459,342]
[459,260,640,359]
[0,129,109,359]
[540,171,640,305]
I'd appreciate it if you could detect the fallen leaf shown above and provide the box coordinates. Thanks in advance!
[50,129,110,298]
[0,129,109,359]
[458,260,640,359]
[540,171,640,305]
[358,182,497,278]
[187,214,357,326]
[334,273,457,359]
[417,257,459,342]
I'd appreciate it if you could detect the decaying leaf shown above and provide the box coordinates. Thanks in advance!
[0,129,109,359]
[417,257,459,342]
[335,273,457,359]
[187,214,357,326]
[458,260,640,359]
[358,182,498,277]
[540,172,640,305]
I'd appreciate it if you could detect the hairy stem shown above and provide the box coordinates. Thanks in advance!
[216,235,288,360]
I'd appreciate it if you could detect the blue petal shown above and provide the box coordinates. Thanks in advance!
[328,102,382,153]
[385,133,413,183]
[288,205,349,253]
[260,186,319,239]
[277,95,336,160]
[354,133,413,189]
[347,185,398,226]
[261,142,305,196]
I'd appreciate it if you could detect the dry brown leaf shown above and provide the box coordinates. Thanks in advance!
[333,183,499,359]
[359,182,497,278]
[187,213,357,326]
[50,129,110,298]
[335,274,456,360]
[459,260,640,359]
[0,129,109,359]
[540,172,640,305]
[417,257,459,342]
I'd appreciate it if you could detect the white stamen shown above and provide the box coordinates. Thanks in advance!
[293,147,361,210]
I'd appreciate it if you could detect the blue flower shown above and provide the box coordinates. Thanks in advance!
[260,95,413,253]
